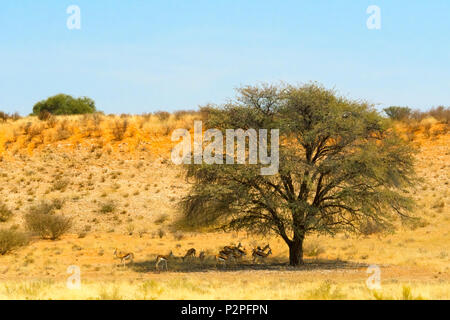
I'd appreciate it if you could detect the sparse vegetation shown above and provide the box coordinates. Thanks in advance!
[0,229,29,255]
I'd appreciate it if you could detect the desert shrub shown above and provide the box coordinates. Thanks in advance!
[26,124,45,142]
[428,106,450,124]
[111,119,129,141]
[154,111,171,121]
[0,111,19,122]
[33,94,96,115]
[51,198,65,210]
[0,111,8,122]
[306,281,346,300]
[52,177,69,191]
[29,201,56,215]
[401,216,429,230]
[423,122,432,138]
[0,202,13,222]
[99,200,116,214]
[174,109,196,120]
[154,214,168,225]
[173,231,184,241]
[401,285,424,300]
[303,242,325,257]
[38,110,52,121]
[9,112,21,121]
[25,211,72,240]
[360,220,385,235]
[0,229,29,255]
[383,106,412,121]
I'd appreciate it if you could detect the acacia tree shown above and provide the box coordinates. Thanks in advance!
[180,83,416,266]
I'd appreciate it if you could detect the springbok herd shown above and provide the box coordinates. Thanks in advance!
[113,242,273,271]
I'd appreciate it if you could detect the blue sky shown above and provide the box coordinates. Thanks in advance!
[0,0,449,115]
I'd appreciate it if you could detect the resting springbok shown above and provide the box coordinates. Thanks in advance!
[231,246,246,261]
[252,246,272,263]
[215,251,233,268]
[113,248,134,267]
[222,242,242,254]
[256,244,270,252]
[155,251,175,271]
[182,248,196,261]
[198,251,206,262]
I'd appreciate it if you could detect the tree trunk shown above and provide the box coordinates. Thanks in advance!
[288,236,304,266]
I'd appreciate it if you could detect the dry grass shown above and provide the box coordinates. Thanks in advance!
[0,114,448,300]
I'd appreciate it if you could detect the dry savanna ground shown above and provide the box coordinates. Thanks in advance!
[0,113,448,300]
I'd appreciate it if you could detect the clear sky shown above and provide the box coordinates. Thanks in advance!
[0,0,449,115]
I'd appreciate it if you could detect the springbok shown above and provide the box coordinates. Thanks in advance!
[252,247,272,263]
[113,248,134,267]
[256,244,270,252]
[231,246,246,261]
[182,248,196,261]
[198,251,206,262]
[155,251,175,271]
[215,251,234,268]
[222,242,242,254]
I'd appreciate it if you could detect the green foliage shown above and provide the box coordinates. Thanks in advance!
[383,106,412,121]
[180,83,417,265]
[0,229,29,255]
[32,94,96,116]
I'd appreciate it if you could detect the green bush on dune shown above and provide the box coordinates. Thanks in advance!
[32,94,96,117]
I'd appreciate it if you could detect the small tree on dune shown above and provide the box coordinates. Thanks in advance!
[179,83,417,266]
[32,94,96,116]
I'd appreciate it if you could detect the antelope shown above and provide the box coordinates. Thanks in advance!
[215,251,234,268]
[198,251,206,262]
[155,251,175,271]
[113,248,134,267]
[182,248,196,261]
[231,246,246,261]
[223,242,242,254]
[252,247,272,263]
[255,244,270,253]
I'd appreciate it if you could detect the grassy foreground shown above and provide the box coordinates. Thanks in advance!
[0,272,448,300]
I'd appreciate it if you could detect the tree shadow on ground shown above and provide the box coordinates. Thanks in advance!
[127,256,369,274]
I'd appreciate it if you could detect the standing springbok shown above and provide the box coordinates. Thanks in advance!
[182,248,196,261]
[155,251,175,271]
[113,248,134,267]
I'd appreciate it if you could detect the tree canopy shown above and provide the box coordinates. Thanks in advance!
[179,83,417,266]
[32,94,96,116]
